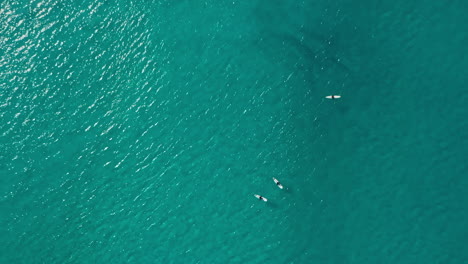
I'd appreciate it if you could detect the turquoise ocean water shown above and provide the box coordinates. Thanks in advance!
[1,0,467,263]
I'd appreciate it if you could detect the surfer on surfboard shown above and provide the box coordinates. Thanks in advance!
[272,177,284,189]
[254,194,268,202]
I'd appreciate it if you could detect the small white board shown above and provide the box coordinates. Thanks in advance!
[325,95,341,99]
[272,177,284,189]
[254,194,268,202]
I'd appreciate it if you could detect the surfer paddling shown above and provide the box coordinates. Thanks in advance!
[272,177,284,189]
[254,194,268,202]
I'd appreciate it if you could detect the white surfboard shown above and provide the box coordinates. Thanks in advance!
[254,194,268,202]
[325,95,341,99]
[272,177,284,189]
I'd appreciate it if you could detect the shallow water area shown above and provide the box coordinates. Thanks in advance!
[1,0,467,263]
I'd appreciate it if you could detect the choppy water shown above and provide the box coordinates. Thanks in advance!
[1,0,467,263]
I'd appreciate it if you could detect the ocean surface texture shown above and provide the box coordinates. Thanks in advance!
[1,0,467,263]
